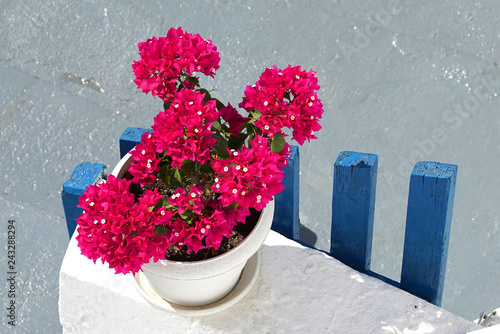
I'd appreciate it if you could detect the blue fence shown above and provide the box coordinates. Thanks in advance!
[61,127,458,307]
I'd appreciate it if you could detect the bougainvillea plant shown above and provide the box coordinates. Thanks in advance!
[76,27,324,275]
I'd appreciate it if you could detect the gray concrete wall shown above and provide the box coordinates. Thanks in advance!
[0,0,498,331]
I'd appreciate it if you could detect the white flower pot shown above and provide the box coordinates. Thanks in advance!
[112,152,274,307]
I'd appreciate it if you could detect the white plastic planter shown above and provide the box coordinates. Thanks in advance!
[112,152,274,307]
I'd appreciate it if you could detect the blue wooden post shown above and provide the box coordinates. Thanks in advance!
[120,127,152,158]
[272,146,300,241]
[400,161,458,306]
[330,151,378,272]
[61,163,106,238]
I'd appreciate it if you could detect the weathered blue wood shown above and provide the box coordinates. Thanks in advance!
[330,151,378,273]
[61,163,106,238]
[400,161,458,306]
[272,145,300,241]
[119,127,152,158]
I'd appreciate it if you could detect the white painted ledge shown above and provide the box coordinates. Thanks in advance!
[59,231,480,333]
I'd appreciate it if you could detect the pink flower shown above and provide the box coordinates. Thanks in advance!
[201,207,232,250]
[219,103,246,137]
[129,131,161,186]
[76,175,170,275]
[168,186,205,215]
[152,89,218,168]
[165,216,206,253]
[211,135,286,211]
[239,65,324,145]
[132,27,221,102]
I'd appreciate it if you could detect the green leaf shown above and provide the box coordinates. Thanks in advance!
[211,120,222,133]
[159,165,170,183]
[245,123,257,139]
[200,161,213,173]
[153,196,174,210]
[173,167,183,187]
[271,132,286,153]
[220,123,231,138]
[154,224,167,236]
[163,101,172,110]
[211,134,230,158]
[179,209,193,220]
[214,98,225,110]
[228,133,248,150]
[198,89,212,104]
[181,159,198,174]
[248,108,261,123]
[186,76,200,87]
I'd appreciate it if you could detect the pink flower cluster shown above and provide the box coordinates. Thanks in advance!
[132,27,220,102]
[239,65,323,145]
[152,89,218,168]
[219,103,246,137]
[164,190,247,253]
[211,135,287,211]
[77,27,324,275]
[129,131,160,186]
[76,175,170,275]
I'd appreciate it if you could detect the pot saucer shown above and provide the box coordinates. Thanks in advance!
[133,251,260,316]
